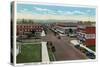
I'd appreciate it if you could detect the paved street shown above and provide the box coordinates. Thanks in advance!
[42,27,88,61]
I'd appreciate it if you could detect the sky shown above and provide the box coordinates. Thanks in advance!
[17,3,96,21]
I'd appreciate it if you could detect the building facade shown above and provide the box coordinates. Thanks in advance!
[54,23,77,35]
[17,24,43,35]
[77,23,95,46]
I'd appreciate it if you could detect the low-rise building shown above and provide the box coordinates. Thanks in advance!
[77,22,95,46]
[54,23,77,36]
[17,24,43,35]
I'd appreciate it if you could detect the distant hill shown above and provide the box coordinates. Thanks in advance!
[17,19,79,24]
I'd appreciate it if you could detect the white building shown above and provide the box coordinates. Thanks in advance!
[54,23,77,36]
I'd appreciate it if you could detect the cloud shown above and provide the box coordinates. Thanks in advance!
[33,7,58,15]
[19,7,86,16]
[73,10,85,15]
[57,10,73,15]
[65,11,74,15]
[87,10,91,12]
[18,6,91,17]
[57,10,86,15]
[19,8,29,13]
[33,7,50,11]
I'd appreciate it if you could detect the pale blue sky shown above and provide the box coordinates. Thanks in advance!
[17,3,96,17]
[17,3,96,21]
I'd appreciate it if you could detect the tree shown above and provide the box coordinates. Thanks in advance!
[31,30,35,37]
[69,28,73,34]
[21,19,26,23]
[28,20,34,24]
[32,30,35,34]
[51,46,56,53]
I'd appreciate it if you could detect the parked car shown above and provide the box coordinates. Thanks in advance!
[86,52,95,59]
[75,45,80,49]
[58,36,61,39]
[47,41,53,46]
[51,46,56,52]
[69,34,77,37]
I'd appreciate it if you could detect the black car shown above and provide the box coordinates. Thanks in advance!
[75,45,80,49]
[58,36,61,39]
[86,52,95,59]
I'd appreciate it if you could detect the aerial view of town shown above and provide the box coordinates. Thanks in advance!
[16,3,96,63]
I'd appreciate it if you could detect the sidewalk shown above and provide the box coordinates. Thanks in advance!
[41,30,50,63]
[70,40,96,55]
[80,44,96,55]
[41,42,50,63]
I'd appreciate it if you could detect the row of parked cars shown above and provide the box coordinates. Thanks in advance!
[75,45,95,59]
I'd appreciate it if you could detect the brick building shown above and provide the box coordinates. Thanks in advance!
[17,24,43,35]
[77,23,95,46]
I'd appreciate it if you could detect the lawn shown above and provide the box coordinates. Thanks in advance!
[87,46,95,51]
[16,44,41,63]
